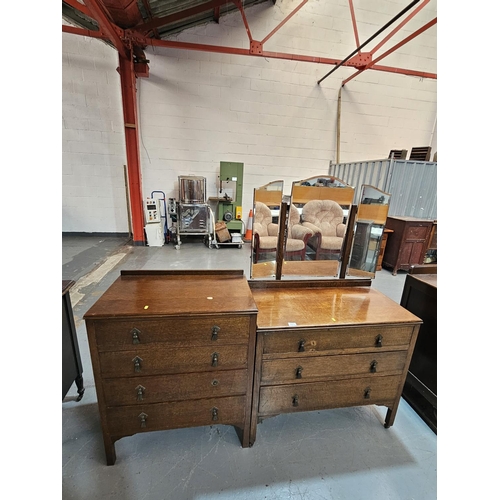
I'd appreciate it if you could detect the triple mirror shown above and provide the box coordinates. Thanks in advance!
[250,176,391,281]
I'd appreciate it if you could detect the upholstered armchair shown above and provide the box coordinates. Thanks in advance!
[253,201,279,263]
[301,199,346,259]
[285,204,314,260]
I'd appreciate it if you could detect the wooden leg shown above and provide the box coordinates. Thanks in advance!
[103,435,117,465]
[234,425,251,448]
[384,407,396,428]
[75,375,85,402]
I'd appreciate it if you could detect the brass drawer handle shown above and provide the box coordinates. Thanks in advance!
[136,385,145,401]
[212,407,219,421]
[211,352,219,367]
[298,340,305,352]
[292,394,299,407]
[295,366,303,379]
[375,334,383,348]
[370,360,378,373]
[364,387,371,399]
[131,327,141,344]
[132,356,143,373]
[138,412,148,428]
[211,325,220,341]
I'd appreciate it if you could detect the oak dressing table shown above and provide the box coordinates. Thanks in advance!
[248,279,422,445]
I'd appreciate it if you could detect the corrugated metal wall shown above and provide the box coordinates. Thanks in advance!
[329,159,437,219]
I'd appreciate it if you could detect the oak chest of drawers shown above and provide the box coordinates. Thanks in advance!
[84,270,257,465]
[248,280,421,444]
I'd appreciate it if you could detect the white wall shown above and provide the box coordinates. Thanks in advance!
[62,0,437,233]
[62,28,128,233]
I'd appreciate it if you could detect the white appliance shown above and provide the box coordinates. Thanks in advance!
[144,198,164,247]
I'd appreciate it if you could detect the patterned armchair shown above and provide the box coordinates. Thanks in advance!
[253,201,279,263]
[285,204,314,260]
[301,199,346,259]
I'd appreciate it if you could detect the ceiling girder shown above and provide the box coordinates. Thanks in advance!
[317,0,421,84]
[82,0,129,58]
[64,0,436,83]
[100,0,143,28]
[134,0,232,34]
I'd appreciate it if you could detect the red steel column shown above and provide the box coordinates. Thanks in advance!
[118,53,145,245]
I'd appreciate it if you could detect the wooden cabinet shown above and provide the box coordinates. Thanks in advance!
[62,280,85,401]
[248,280,421,445]
[376,228,393,271]
[382,217,434,275]
[84,270,257,465]
[423,221,437,264]
[400,272,437,433]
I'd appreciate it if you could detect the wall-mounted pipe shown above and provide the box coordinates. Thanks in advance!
[336,86,342,164]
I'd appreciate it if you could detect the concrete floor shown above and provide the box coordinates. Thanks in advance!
[62,235,437,500]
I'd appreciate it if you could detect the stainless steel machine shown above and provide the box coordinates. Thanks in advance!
[171,176,213,249]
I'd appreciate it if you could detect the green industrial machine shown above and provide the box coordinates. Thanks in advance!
[217,161,244,232]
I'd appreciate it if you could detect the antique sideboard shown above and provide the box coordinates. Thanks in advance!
[84,271,421,464]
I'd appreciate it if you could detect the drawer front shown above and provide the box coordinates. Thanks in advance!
[261,351,407,385]
[259,375,400,415]
[99,344,248,378]
[262,325,413,355]
[94,316,250,351]
[103,370,248,406]
[106,395,246,436]
[406,224,430,241]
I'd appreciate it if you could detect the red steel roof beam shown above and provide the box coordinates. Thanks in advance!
[234,0,254,42]
[62,24,108,39]
[147,37,344,64]
[64,0,92,17]
[260,0,308,45]
[317,0,421,84]
[342,17,437,86]
[134,0,232,34]
[100,0,144,28]
[369,0,430,55]
[348,0,360,52]
[146,35,434,80]
[140,0,161,38]
[83,0,129,58]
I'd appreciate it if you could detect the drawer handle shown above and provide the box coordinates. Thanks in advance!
[295,366,303,379]
[211,352,219,367]
[370,360,378,373]
[211,379,219,386]
[375,334,383,348]
[211,325,220,341]
[138,412,148,428]
[298,340,305,352]
[292,394,299,407]
[132,356,143,373]
[364,387,371,399]
[136,385,145,401]
[212,407,219,421]
[131,327,141,344]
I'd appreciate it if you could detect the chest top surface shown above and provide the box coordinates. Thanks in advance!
[251,285,421,329]
[84,272,258,319]
[408,274,437,289]
[387,216,434,223]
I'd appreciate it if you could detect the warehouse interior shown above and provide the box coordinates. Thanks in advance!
[25,0,487,498]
